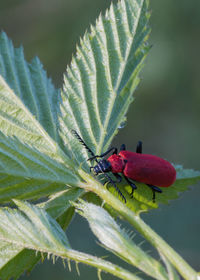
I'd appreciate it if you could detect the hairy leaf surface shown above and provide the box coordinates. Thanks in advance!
[0,32,60,142]
[0,36,82,203]
[60,0,151,168]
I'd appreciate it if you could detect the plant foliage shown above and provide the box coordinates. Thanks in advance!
[0,0,199,279]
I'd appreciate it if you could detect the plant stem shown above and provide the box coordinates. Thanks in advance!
[79,170,199,280]
[63,249,142,280]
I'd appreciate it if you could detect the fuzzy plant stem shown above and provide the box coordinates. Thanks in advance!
[59,249,141,280]
[79,170,199,280]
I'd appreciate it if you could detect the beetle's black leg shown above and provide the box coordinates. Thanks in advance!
[113,173,122,183]
[146,184,162,203]
[103,173,122,185]
[136,141,142,154]
[120,144,126,151]
[88,147,118,161]
[90,166,94,172]
[124,175,137,198]
[103,173,126,203]
[90,166,98,176]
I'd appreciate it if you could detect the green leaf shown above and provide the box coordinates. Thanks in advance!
[75,199,169,280]
[0,129,76,183]
[0,76,66,163]
[56,207,76,231]
[0,200,71,251]
[0,189,83,280]
[0,32,84,203]
[0,200,70,280]
[59,0,151,168]
[0,35,85,272]
[0,76,82,203]
[39,187,84,219]
[0,33,84,277]
[0,200,143,280]
[0,178,67,204]
[0,32,60,143]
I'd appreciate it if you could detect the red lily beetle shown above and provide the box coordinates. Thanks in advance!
[72,130,176,203]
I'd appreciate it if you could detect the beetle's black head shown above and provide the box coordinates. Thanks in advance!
[93,159,111,174]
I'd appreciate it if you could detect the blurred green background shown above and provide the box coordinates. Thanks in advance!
[0,0,200,279]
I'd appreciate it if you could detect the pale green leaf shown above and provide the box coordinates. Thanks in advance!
[75,200,168,280]
[0,200,70,280]
[0,35,82,280]
[0,177,66,203]
[0,200,70,251]
[0,32,83,203]
[0,77,82,203]
[0,76,63,159]
[0,129,77,184]
[59,0,150,168]
[0,190,83,280]
[0,200,141,280]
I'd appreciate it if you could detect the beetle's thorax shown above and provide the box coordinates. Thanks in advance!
[93,159,111,174]
[107,154,125,173]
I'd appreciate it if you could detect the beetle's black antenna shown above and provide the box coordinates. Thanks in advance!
[72,130,97,160]
[72,130,126,203]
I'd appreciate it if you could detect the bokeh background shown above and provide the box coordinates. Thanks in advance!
[0,0,200,279]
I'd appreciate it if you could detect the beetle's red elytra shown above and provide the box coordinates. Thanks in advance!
[72,130,176,203]
[107,151,176,187]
